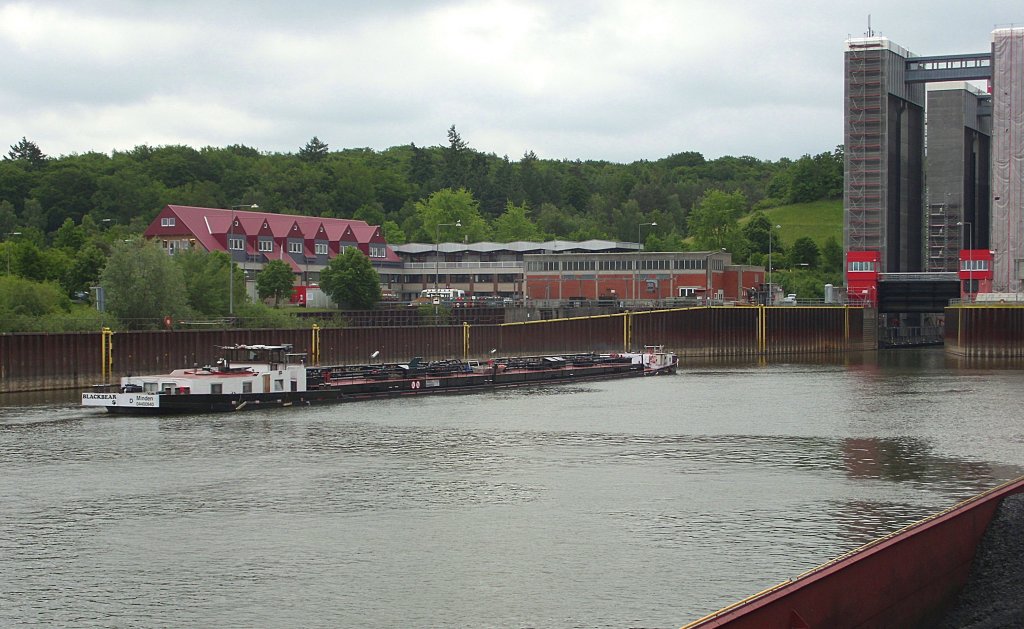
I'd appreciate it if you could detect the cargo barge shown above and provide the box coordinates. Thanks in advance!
[682,475,1024,629]
[82,343,677,414]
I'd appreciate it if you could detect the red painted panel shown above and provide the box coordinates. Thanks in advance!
[684,476,1024,629]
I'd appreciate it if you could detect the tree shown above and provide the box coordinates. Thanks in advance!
[63,243,108,296]
[256,259,295,306]
[0,200,16,234]
[644,230,689,252]
[91,167,167,226]
[174,249,245,315]
[7,239,45,281]
[52,218,85,251]
[442,125,469,188]
[319,247,382,309]
[491,201,545,242]
[381,219,407,245]
[742,212,782,256]
[6,137,46,167]
[822,235,843,274]
[789,236,821,269]
[299,136,329,163]
[787,150,844,203]
[408,142,436,193]
[413,187,491,242]
[21,198,46,231]
[773,267,827,300]
[100,240,189,328]
[0,275,68,325]
[688,189,747,251]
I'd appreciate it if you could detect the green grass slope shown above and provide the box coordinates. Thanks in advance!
[756,200,842,248]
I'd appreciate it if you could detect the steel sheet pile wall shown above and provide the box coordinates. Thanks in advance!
[946,305,1024,358]
[641,307,759,357]
[114,327,475,371]
[317,326,466,363]
[308,307,506,327]
[0,332,96,392]
[765,307,863,357]
[0,307,872,393]
[497,314,626,355]
[112,329,311,378]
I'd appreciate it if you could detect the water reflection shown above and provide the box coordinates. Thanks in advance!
[842,437,996,484]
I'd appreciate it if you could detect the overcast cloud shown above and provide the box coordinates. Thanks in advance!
[0,1,1016,163]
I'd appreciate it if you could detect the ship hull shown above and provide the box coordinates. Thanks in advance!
[93,360,676,415]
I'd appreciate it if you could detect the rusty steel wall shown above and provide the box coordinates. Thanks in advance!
[641,307,761,357]
[764,307,862,357]
[946,306,1024,358]
[297,306,507,327]
[0,332,97,392]
[498,314,627,355]
[1,307,873,393]
[317,326,468,364]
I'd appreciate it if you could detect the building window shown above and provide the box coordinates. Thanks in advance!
[563,260,596,271]
[210,383,222,394]
[258,240,273,252]
[288,241,303,254]
[242,381,252,393]
[674,259,702,270]
[161,217,175,227]
[848,261,875,272]
[315,242,328,255]
[959,259,988,271]
[228,236,244,250]
[369,244,386,258]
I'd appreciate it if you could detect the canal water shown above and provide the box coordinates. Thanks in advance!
[2,348,1023,628]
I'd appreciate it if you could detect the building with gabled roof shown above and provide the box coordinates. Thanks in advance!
[145,205,757,306]
[143,205,400,290]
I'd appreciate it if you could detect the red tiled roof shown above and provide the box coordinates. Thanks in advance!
[144,204,405,265]
[146,204,375,248]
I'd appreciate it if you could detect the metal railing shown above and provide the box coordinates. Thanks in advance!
[402,261,524,269]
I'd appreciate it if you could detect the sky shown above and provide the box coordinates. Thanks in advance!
[0,1,1017,164]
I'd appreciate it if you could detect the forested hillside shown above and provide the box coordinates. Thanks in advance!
[0,128,844,331]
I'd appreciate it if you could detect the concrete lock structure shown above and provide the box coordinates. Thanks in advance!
[844,26,1024,307]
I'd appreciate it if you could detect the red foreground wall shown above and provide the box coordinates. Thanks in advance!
[683,476,1024,629]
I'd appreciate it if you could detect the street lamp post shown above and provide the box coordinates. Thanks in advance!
[767,224,780,304]
[434,220,462,292]
[228,204,258,315]
[636,222,656,303]
[5,231,21,274]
